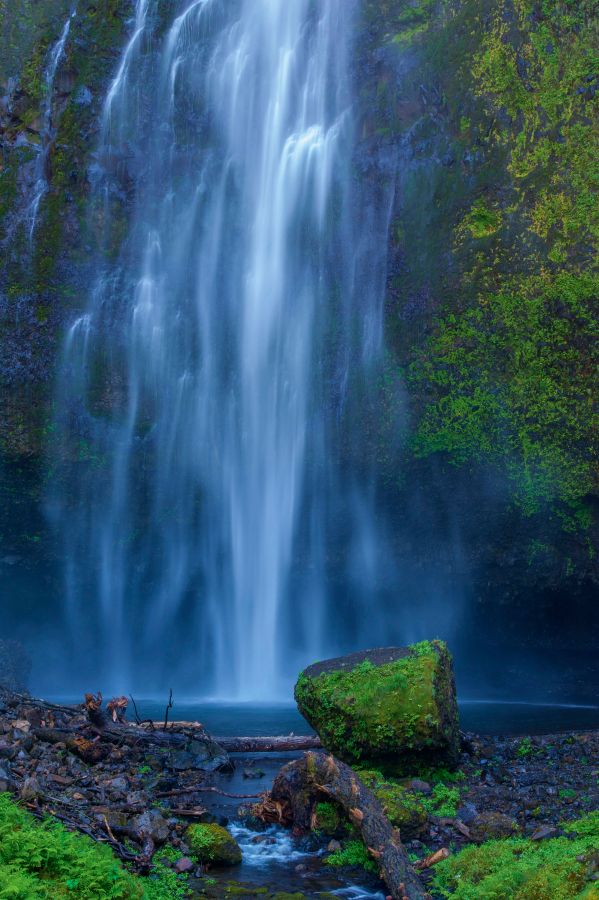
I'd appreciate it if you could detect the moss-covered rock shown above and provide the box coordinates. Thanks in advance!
[469,811,521,843]
[186,823,242,867]
[295,641,460,771]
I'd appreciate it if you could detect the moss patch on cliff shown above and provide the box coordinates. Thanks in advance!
[390,0,598,540]
[410,271,598,524]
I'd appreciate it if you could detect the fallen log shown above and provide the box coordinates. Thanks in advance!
[268,751,427,900]
[215,735,321,753]
[34,724,187,749]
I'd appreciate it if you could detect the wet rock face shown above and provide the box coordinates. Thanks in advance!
[294,641,460,771]
[0,639,31,692]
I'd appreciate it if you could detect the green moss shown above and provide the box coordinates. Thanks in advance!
[358,770,428,837]
[325,839,379,875]
[410,271,598,524]
[295,641,459,769]
[313,802,341,835]
[391,0,434,46]
[433,810,599,899]
[460,198,503,239]
[186,824,242,867]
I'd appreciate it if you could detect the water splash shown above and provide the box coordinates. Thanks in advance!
[52,0,391,697]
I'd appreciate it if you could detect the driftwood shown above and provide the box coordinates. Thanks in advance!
[267,751,427,900]
[35,724,188,749]
[215,734,321,753]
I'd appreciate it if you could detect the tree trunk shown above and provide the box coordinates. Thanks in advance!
[215,735,321,752]
[269,751,427,900]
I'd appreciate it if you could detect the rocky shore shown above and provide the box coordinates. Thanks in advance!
[0,641,598,898]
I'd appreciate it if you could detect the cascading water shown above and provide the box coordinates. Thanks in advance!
[51,0,392,697]
[28,7,77,241]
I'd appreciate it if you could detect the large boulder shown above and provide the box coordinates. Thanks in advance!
[295,641,460,771]
[0,639,31,693]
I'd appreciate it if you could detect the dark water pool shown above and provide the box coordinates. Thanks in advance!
[116,698,599,736]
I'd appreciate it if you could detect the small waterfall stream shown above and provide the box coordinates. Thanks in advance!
[28,7,77,241]
[52,0,391,697]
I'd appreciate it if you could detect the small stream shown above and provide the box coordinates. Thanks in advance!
[127,700,599,896]
[47,697,599,896]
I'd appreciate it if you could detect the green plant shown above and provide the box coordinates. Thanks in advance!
[421,783,461,818]
[325,840,379,874]
[433,810,599,899]
[0,792,143,898]
[517,738,535,758]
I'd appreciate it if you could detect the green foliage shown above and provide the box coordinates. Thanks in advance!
[0,793,192,899]
[421,783,461,818]
[516,737,535,758]
[143,860,189,900]
[433,810,599,899]
[474,0,598,260]
[0,792,143,898]
[313,802,341,835]
[401,0,599,544]
[325,840,379,874]
[410,272,598,520]
[460,199,502,239]
[392,0,434,46]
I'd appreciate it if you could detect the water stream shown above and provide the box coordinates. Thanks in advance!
[52,0,391,697]
[28,6,77,241]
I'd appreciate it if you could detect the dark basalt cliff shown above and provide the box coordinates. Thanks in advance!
[0,0,597,664]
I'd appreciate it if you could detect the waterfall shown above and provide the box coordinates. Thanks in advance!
[28,7,77,241]
[52,0,390,698]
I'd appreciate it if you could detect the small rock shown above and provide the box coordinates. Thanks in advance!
[108,775,128,793]
[295,863,307,872]
[48,774,73,786]
[174,857,194,874]
[408,779,432,795]
[470,812,519,843]
[531,825,557,841]
[0,740,16,760]
[0,764,15,792]
[456,802,478,824]
[12,719,30,733]
[131,809,170,846]
[327,839,342,852]
[20,776,41,801]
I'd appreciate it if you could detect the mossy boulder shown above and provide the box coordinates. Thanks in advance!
[186,823,242,866]
[295,641,460,770]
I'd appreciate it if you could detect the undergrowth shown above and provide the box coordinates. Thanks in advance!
[0,793,189,899]
[433,810,599,899]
